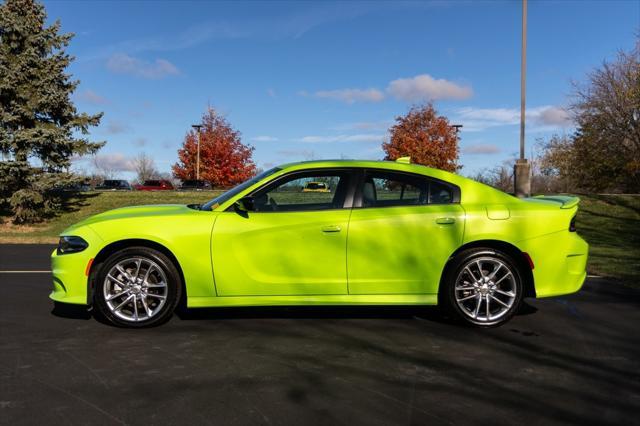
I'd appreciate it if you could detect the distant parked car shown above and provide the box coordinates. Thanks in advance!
[303,181,330,192]
[53,179,92,192]
[134,180,175,191]
[179,179,212,191]
[96,180,132,191]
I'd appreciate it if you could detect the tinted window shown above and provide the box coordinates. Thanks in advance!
[361,171,454,207]
[253,171,350,212]
[201,168,281,210]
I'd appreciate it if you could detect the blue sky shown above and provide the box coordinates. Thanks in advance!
[44,0,639,178]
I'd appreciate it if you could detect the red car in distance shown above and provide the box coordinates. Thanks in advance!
[133,179,175,191]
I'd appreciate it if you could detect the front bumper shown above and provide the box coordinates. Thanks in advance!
[50,227,103,305]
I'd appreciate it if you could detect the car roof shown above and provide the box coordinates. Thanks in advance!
[279,159,461,184]
[276,159,519,205]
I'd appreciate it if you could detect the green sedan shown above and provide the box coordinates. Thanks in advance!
[51,159,588,327]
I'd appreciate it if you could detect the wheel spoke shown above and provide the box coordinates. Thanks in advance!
[476,260,484,277]
[473,294,482,318]
[494,272,512,285]
[134,259,142,280]
[142,265,153,284]
[490,295,510,308]
[132,295,139,321]
[495,288,515,297]
[457,293,477,302]
[485,295,491,319]
[113,294,134,312]
[141,296,152,317]
[465,266,480,282]
[108,274,128,287]
[145,282,166,288]
[106,289,130,301]
[455,285,475,291]
[115,264,132,281]
[489,263,503,279]
[146,293,166,300]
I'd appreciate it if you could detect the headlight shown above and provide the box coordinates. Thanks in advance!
[57,236,89,255]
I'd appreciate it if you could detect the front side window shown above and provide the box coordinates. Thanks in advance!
[252,171,350,212]
[360,171,454,208]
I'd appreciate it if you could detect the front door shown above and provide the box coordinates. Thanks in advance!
[347,170,464,294]
[212,170,354,296]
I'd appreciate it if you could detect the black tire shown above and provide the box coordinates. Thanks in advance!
[93,247,182,328]
[440,248,524,327]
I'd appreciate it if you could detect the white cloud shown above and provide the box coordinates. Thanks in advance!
[251,136,278,142]
[463,144,501,155]
[387,74,473,102]
[106,53,180,79]
[535,106,572,126]
[133,138,147,147]
[277,149,317,160]
[297,134,384,143]
[104,120,130,135]
[303,74,472,104]
[454,105,573,131]
[92,153,136,172]
[312,88,385,104]
[77,90,108,105]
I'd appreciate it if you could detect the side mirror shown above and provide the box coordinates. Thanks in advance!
[234,196,254,216]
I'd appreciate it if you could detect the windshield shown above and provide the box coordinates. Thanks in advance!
[201,167,281,211]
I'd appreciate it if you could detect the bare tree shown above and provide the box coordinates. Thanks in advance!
[133,152,159,183]
[92,155,118,180]
[568,39,640,192]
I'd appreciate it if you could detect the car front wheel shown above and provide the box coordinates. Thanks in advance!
[93,247,181,327]
[441,248,524,327]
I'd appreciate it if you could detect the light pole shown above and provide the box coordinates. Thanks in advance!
[514,0,531,197]
[191,124,203,180]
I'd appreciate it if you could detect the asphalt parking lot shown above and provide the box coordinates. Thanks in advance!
[1,245,639,425]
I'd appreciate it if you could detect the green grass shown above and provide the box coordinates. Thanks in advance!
[1,191,638,285]
[0,191,221,244]
[575,194,640,285]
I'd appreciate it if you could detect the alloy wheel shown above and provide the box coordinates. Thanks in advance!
[454,256,517,323]
[103,257,168,322]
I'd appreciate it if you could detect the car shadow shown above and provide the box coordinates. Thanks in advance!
[50,300,538,325]
[51,301,92,320]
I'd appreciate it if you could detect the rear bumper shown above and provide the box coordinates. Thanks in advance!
[518,231,589,298]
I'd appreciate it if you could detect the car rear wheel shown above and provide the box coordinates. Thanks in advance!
[441,248,523,327]
[93,247,181,327]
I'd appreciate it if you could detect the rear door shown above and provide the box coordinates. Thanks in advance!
[347,170,464,295]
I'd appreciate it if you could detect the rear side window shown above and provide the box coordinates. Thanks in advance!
[361,171,455,208]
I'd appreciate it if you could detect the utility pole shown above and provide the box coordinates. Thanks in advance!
[514,0,531,197]
[191,124,203,180]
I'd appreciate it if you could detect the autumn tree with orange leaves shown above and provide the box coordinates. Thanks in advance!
[383,104,459,172]
[172,108,256,187]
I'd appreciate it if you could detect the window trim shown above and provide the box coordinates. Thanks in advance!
[225,168,359,213]
[353,168,461,209]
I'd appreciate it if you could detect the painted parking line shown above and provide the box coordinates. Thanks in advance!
[0,271,51,273]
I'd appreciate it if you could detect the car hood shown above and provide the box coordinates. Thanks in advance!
[64,204,200,232]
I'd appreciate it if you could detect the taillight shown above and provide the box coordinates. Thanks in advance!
[569,215,576,232]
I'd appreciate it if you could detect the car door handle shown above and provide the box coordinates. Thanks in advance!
[321,225,342,233]
[435,217,456,225]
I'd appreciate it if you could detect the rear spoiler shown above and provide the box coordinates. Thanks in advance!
[532,195,580,209]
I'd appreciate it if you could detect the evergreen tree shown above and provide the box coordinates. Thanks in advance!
[0,0,104,223]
